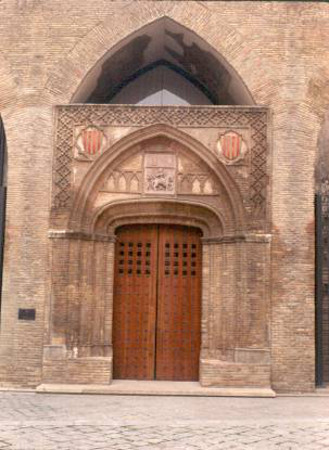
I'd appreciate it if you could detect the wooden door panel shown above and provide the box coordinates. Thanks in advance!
[113,224,201,381]
[156,225,202,381]
[113,225,158,379]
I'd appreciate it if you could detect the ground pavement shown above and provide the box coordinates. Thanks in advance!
[0,391,328,449]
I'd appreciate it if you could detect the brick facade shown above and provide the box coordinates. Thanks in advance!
[0,1,327,392]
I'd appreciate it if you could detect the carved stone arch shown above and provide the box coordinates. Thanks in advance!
[69,124,246,235]
[93,199,224,239]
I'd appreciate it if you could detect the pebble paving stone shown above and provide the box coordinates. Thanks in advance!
[0,392,328,449]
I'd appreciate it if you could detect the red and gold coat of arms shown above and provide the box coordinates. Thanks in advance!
[75,126,106,160]
[217,131,247,164]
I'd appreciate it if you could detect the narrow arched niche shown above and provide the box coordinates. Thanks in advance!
[72,17,255,106]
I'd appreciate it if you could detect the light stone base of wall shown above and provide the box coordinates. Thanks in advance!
[41,346,272,389]
[42,346,112,385]
[200,359,271,388]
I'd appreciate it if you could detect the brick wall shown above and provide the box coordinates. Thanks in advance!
[0,1,327,391]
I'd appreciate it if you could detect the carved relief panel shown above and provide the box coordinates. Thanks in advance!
[144,153,176,195]
[52,105,269,231]
[97,142,220,203]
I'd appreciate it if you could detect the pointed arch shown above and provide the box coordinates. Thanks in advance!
[72,17,254,106]
[44,5,260,105]
[69,123,246,235]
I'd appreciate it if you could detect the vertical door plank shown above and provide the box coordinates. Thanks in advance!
[156,225,202,381]
[113,225,158,379]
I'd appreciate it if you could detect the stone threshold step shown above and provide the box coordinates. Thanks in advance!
[36,381,276,398]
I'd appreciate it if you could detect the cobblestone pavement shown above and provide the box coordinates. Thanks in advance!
[0,392,328,449]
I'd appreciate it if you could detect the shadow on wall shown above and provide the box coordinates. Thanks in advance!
[316,109,329,193]
[0,117,7,312]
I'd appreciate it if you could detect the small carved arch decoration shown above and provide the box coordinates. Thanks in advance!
[69,124,246,235]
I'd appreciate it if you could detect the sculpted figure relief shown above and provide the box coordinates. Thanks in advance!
[146,169,174,192]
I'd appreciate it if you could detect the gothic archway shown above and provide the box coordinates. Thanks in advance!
[68,124,245,235]
[71,17,255,106]
[45,101,271,390]
[44,10,271,388]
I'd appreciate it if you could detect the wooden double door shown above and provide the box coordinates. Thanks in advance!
[113,224,202,381]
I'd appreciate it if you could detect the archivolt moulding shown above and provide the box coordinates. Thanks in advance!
[93,198,224,239]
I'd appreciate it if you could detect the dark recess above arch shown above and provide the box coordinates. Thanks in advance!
[100,59,217,105]
[74,17,254,106]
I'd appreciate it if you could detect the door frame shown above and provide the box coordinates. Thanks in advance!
[44,111,271,389]
[103,201,224,386]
